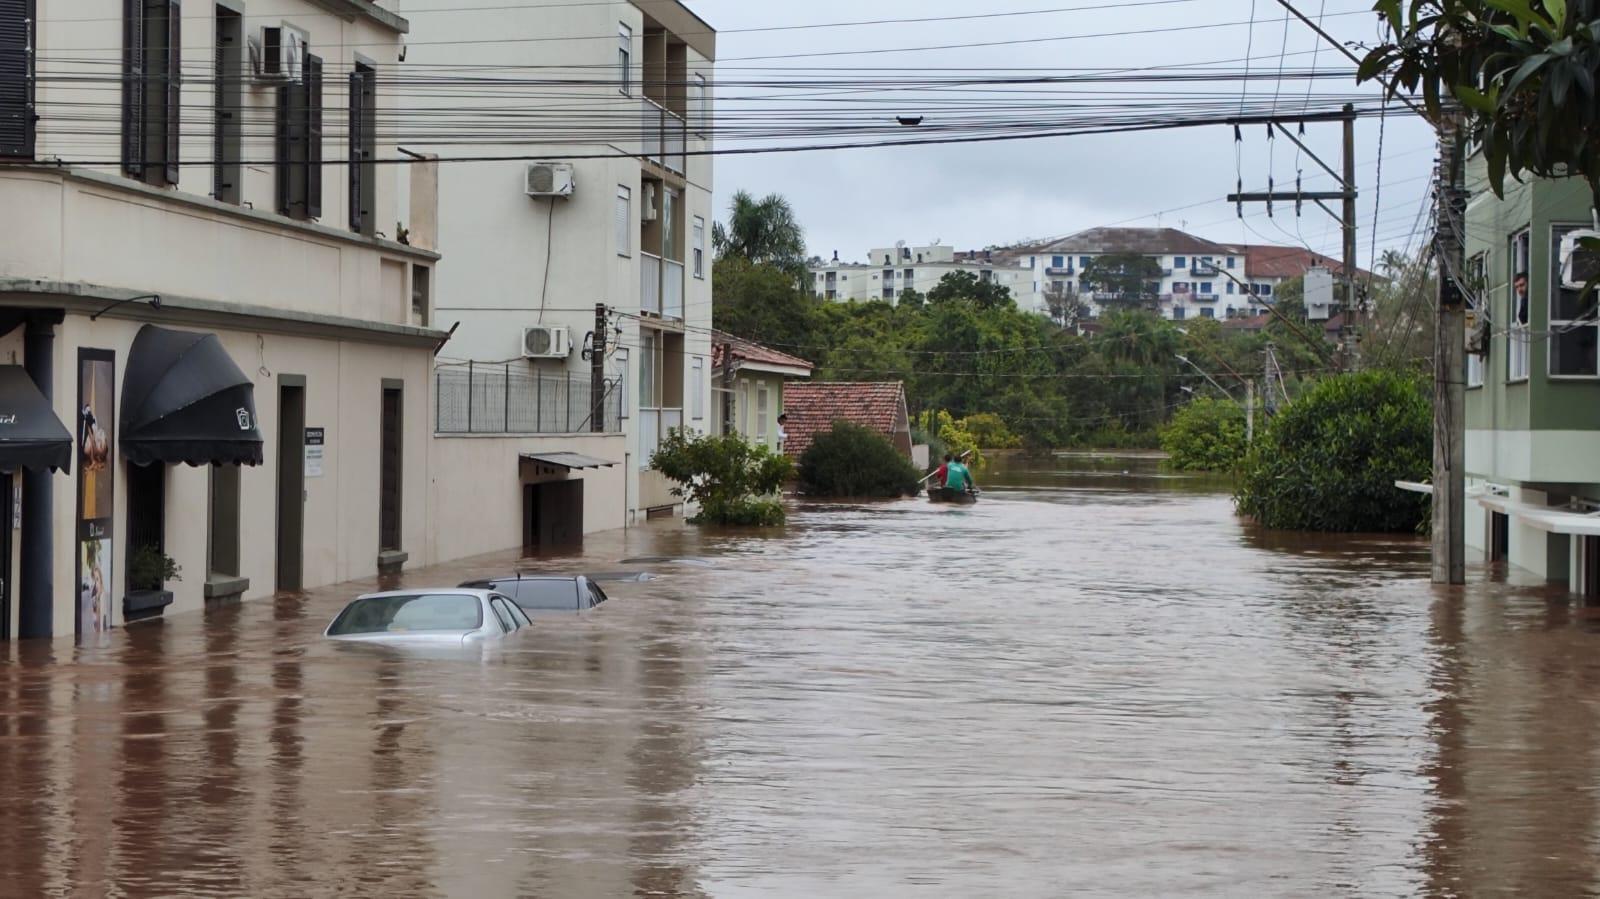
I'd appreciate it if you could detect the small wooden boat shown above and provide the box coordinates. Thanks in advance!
[927,486,978,505]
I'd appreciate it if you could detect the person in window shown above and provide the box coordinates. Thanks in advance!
[1514,270,1530,325]
[776,413,788,452]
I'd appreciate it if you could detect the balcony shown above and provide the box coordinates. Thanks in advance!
[642,252,661,315]
[1045,266,1075,276]
[640,406,685,469]
[435,366,622,434]
[1192,262,1219,275]
[640,252,684,320]
[641,98,686,175]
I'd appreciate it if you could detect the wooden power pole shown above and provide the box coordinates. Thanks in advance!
[1432,111,1468,585]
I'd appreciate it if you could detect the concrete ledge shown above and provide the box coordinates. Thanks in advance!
[307,0,410,33]
[378,550,409,576]
[204,575,251,604]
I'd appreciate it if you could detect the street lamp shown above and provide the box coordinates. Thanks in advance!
[1174,353,1234,400]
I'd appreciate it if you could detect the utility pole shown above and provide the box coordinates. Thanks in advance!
[1342,105,1360,363]
[1246,380,1256,444]
[720,339,736,436]
[1432,109,1468,585]
[590,303,607,433]
[1227,105,1360,368]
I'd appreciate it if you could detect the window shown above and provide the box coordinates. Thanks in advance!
[904,268,914,285]
[1200,307,1215,319]
[639,332,656,406]
[756,387,770,441]
[349,62,377,234]
[1172,306,1185,321]
[208,463,240,578]
[275,44,323,220]
[618,23,632,95]
[411,264,430,325]
[1227,256,1237,269]
[489,598,517,633]
[883,287,895,299]
[1174,256,1187,269]
[1199,282,1214,295]
[122,0,181,186]
[1226,281,1235,295]
[1052,255,1065,268]
[691,357,705,419]
[693,216,706,278]
[883,268,894,282]
[212,5,243,203]
[1079,256,1091,269]
[1467,253,1485,388]
[615,186,631,256]
[691,72,707,136]
[379,385,402,552]
[1550,224,1600,377]
[739,381,749,433]
[0,0,37,160]
[1259,284,1273,297]
[327,594,482,635]
[1509,228,1531,381]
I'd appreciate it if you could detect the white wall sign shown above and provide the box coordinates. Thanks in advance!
[304,427,325,478]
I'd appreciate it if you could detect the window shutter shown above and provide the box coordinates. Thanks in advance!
[275,83,291,214]
[347,70,364,233]
[357,67,375,232]
[0,0,35,158]
[162,0,180,185]
[122,0,145,176]
[304,54,322,219]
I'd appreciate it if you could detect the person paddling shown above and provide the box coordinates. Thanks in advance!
[944,454,975,494]
[933,454,951,487]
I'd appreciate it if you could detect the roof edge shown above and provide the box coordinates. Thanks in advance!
[307,0,409,34]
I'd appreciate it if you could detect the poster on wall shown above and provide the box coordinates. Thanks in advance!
[77,349,115,641]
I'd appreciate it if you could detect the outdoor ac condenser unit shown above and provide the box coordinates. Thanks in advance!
[249,25,303,82]
[641,182,659,221]
[525,162,575,198]
[1560,229,1600,290]
[522,326,571,359]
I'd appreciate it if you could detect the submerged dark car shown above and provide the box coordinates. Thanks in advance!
[457,574,609,615]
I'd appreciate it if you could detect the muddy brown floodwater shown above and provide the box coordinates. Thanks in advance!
[4,453,1600,897]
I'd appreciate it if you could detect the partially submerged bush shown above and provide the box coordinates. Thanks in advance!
[798,421,922,498]
[650,430,794,526]
[1234,371,1430,532]
[1160,397,1248,472]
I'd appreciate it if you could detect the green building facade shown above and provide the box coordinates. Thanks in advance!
[1462,156,1600,596]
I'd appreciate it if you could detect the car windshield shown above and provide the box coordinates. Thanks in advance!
[328,594,483,635]
[504,579,578,611]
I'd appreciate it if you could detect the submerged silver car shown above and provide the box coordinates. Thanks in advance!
[324,589,532,645]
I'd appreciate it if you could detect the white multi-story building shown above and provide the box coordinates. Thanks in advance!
[403,0,716,530]
[0,0,447,638]
[810,244,1035,307]
[1015,228,1262,322]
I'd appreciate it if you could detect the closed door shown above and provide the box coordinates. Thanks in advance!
[379,387,402,552]
[276,382,306,592]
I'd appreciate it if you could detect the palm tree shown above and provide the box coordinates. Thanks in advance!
[713,190,807,277]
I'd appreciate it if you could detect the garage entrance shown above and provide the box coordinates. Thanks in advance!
[516,451,616,553]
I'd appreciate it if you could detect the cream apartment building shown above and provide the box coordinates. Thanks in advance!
[401,0,716,528]
[0,0,450,639]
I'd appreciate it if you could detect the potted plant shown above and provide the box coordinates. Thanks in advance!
[124,544,181,622]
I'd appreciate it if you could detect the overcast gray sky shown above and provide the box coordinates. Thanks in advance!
[687,0,1436,266]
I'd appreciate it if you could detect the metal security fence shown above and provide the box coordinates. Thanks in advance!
[435,364,623,434]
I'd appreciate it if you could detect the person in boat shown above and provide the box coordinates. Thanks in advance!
[933,454,951,487]
[944,454,975,494]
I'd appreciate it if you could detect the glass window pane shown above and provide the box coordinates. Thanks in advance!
[1551,325,1600,376]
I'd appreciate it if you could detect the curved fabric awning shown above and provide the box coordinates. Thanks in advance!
[120,325,264,467]
[0,366,72,474]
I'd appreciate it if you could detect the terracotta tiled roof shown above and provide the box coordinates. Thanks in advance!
[782,381,909,459]
[711,330,815,374]
[1239,244,1377,281]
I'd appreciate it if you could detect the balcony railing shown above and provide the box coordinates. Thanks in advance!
[436,366,622,434]
[642,252,662,315]
[663,259,685,319]
[641,98,686,175]
[1192,262,1219,275]
[1045,266,1074,276]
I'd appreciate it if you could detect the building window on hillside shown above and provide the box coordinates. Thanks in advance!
[1052,255,1064,268]
[1200,282,1213,294]
[1173,307,1185,321]
[1174,256,1187,269]
[275,44,323,220]
[1227,256,1236,269]
[122,0,181,186]
[349,62,377,234]
[618,24,632,95]
[693,216,705,278]
[1226,281,1235,294]
[1200,307,1215,319]
[615,186,631,256]
[0,0,38,160]
[1550,224,1600,378]
[1509,228,1531,381]
[904,268,914,284]
[1259,284,1273,297]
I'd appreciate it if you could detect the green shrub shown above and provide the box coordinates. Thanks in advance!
[1160,397,1248,471]
[1234,370,1430,532]
[650,430,795,526]
[959,412,1023,449]
[914,409,985,470]
[798,421,923,497]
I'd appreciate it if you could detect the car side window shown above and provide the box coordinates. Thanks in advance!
[588,582,609,607]
[507,601,533,628]
[489,597,517,632]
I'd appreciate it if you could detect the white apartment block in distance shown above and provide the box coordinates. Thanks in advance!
[402,0,716,529]
[809,243,1036,308]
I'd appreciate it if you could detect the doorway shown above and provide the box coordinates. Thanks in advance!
[276,379,306,592]
[0,474,10,640]
[1489,511,1510,562]
[1582,535,1600,600]
[379,384,402,553]
[125,463,166,590]
[523,480,583,551]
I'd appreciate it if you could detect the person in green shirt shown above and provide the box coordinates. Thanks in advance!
[944,457,974,492]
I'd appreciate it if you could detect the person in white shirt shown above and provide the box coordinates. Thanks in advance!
[776,413,788,452]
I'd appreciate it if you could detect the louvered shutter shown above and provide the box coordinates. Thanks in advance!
[162,0,179,185]
[0,0,34,158]
[351,66,376,235]
[275,83,292,214]
[347,69,363,233]
[304,54,322,218]
[121,0,145,176]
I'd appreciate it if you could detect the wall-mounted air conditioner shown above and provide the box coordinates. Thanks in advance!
[249,25,305,83]
[641,182,659,222]
[1560,229,1600,290]
[525,162,575,197]
[522,326,571,359]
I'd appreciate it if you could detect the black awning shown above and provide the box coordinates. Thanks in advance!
[0,366,72,474]
[120,325,264,467]
[519,452,617,471]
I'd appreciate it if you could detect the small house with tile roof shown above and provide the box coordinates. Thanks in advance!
[782,382,914,460]
[711,331,814,453]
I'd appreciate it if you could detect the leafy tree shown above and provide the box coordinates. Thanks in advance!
[1234,370,1431,532]
[927,270,1015,310]
[712,190,809,280]
[1160,397,1248,471]
[915,410,985,470]
[712,256,820,351]
[797,422,923,498]
[959,412,1022,449]
[1080,253,1164,311]
[651,430,795,526]
[1044,284,1090,326]
[1358,0,1600,202]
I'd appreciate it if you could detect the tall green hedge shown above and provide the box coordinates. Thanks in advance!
[1233,371,1430,532]
[1160,397,1248,472]
[798,421,922,498]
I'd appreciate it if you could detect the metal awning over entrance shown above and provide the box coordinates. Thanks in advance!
[0,366,72,474]
[120,325,264,467]
[1477,494,1600,537]
[519,452,617,471]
